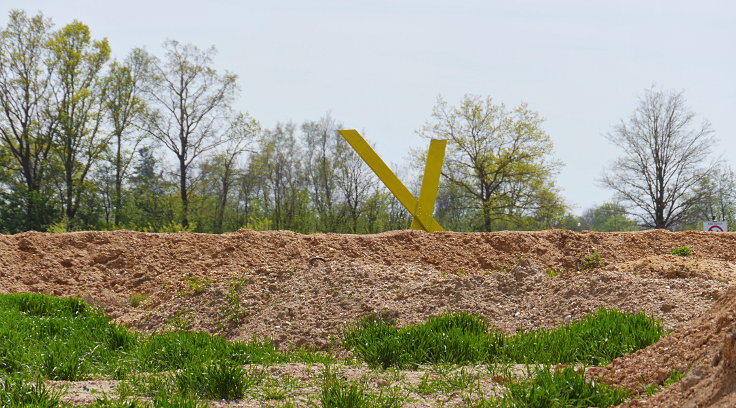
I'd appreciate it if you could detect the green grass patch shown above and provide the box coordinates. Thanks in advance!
[343,309,664,369]
[319,367,405,408]
[0,293,334,383]
[493,366,631,407]
[0,375,65,408]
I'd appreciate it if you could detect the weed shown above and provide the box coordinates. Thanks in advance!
[580,252,606,270]
[129,293,148,308]
[320,367,370,408]
[502,308,664,366]
[166,311,194,331]
[222,278,247,323]
[414,366,481,396]
[671,246,693,256]
[183,273,212,293]
[640,368,686,398]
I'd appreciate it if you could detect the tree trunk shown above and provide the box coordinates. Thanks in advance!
[114,133,123,225]
[179,159,189,228]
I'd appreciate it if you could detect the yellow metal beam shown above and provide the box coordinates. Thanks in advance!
[410,139,447,230]
[338,129,445,232]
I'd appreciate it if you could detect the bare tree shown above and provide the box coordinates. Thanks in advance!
[200,113,258,233]
[602,87,716,229]
[145,40,237,228]
[301,114,343,231]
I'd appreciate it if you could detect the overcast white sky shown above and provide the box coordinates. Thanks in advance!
[4,0,735,214]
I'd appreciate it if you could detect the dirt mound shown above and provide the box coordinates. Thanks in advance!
[588,284,736,407]
[3,229,736,406]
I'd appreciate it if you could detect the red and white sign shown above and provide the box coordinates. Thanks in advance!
[704,221,728,232]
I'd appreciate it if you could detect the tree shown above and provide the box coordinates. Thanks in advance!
[301,114,343,232]
[579,202,638,232]
[48,20,111,230]
[102,48,152,225]
[602,88,716,229]
[418,94,563,232]
[249,123,311,232]
[199,113,258,233]
[681,164,736,229]
[145,40,237,228]
[0,10,57,230]
[333,131,377,233]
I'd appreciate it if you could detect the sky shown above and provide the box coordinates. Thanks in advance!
[4,0,735,214]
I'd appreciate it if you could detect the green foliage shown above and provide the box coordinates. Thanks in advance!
[0,375,65,408]
[580,252,606,270]
[0,293,334,383]
[418,94,564,232]
[343,308,664,369]
[503,308,664,366]
[641,368,686,398]
[495,366,631,407]
[174,363,263,400]
[319,367,404,408]
[342,311,502,369]
[183,274,211,293]
[580,203,639,232]
[320,368,371,408]
[671,246,693,256]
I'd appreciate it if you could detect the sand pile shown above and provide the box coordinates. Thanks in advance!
[2,228,736,406]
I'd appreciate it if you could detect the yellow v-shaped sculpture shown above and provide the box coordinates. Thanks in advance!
[338,129,446,232]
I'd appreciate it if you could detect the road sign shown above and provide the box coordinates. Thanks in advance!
[704,221,728,232]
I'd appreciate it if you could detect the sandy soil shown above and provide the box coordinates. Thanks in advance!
[3,228,736,406]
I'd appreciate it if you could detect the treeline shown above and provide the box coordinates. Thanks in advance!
[0,10,567,234]
[1,10,730,234]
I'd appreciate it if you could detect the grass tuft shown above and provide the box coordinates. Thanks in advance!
[344,308,664,368]
[495,366,631,407]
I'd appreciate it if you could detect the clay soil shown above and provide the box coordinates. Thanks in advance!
[3,228,736,407]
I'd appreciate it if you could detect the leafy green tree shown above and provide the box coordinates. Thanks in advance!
[418,94,563,231]
[602,88,716,229]
[102,47,152,226]
[47,20,111,230]
[145,40,237,228]
[125,146,175,230]
[0,10,57,230]
[249,123,312,232]
[580,202,639,232]
[680,165,736,229]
